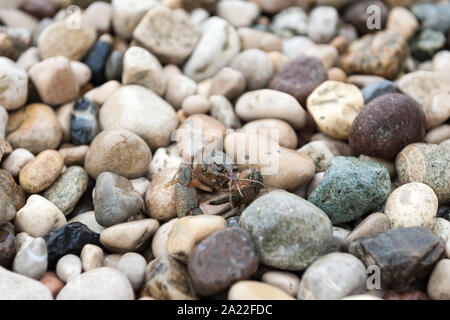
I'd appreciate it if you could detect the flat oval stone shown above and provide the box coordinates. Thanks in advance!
[349,93,426,160]
[41,166,89,216]
[70,98,99,146]
[261,271,300,297]
[396,143,450,204]
[240,191,333,271]
[44,222,102,269]
[0,266,52,300]
[188,227,259,297]
[56,267,134,300]
[348,227,445,290]
[93,172,144,227]
[0,169,26,210]
[228,281,295,300]
[427,259,450,300]
[116,252,146,291]
[269,56,328,105]
[308,157,391,224]
[0,224,16,268]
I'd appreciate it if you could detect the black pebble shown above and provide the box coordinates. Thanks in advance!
[70,97,99,146]
[83,39,112,85]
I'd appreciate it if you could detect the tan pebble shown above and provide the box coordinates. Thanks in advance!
[242,119,298,149]
[424,124,450,144]
[7,103,63,155]
[0,57,28,111]
[385,182,438,229]
[40,271,64,299]
[298,141,340,173]
[261,271,300,297]
[81,244,104,272]
[19,150,64,194]
[130,177,150,198]
[267,51,289,73]
[386,6,418,40]
[55,102,73,143]
[431,218,450,243]
[238,27,282,52]
[359,155,396,178]
[330,35,349,54]
[100,219,160,253]
[427,259,450,300]
[0,9,38,32]
[68,211,104,234]
[182,95,211,116]
[1,148,35,177]
[196,78,213,99]
[58,145,89,167]
[84,80,121,106]
[228,281,295,300]
[111,0,158,39]
[327,67,347,82]
[70,61,91,87]
[145,168,177,222]
[166,215,227,264]
[83,1,112,34]
[152,219,178,259]
[148,147,183,179]
[102,254,122,268]
[163,64,182,81]
[446,239,450,258]
[346,75,386,88]
[15,195,67,237]
[165,74,197,110]
[306,172,325,198]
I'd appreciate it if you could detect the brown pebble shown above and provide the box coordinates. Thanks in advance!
[40,271,64,298]
[0,169,26,210]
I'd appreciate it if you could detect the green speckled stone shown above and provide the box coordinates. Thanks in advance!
[239,190,333,271]
[308,156,391,224]
[41,166,89,215]
[396,143,450,204]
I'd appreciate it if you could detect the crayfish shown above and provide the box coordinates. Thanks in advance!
[173,149,265,217]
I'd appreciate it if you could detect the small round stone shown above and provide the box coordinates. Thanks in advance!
[228,281,295,300]
[0,169,26,210]
[427,259,450,300]
[261,271,300,297]
[181,95,211,116]
[68,211,104,234]
[40,271,64,298]
[1,148,35,177]
[344,0,388,35]
[164,74,197,110]
[298,141,340,173]
[151,218,178,259]
[242,119,298,149]
[307,6,338,43]
[56,254,82,283]
[70,98,99,146]
[145,168,177,222]
[80,244,103,272]
[0,57,28,111]
[188,227,259,297]
[116,252,147,291]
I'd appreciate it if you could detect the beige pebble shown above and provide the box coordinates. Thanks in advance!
[306,172,325,198]
[0,9,38,32]
[116,252,147,291]
[58,145,89,167]
[83,1,112,34]
[145,168,177,222]
[163,64,182,81]
[303,44,338,69]
[19,150,64,194]
[446,239,450,258]
[424,124,450,144]
[0,105,7,139]
[298,141,340,173]
[385,182,438,229]
[84,80,121,106]
[182,95,211,116]
[56,102,73,143]
[261,271,300,297]
[152,218,179,259]
[165,74,197,110]
[386,6,419,40]
[307,80,364,140]
[39,271,64,299]
[242,119,298,149]
[102,254,122,268]
[327,67,347,82]
[166,215,227,264]
[7,103,63,155]
[229,49,274,90]
[130,177,151,198]
[29,56,79,105]
[100,219,160,253]
[341,212,391,250]
[236,89,307,129]
[1,148,35,177]
[432,51,450,73]
[427,259,450,300]
[70,61,91,87]
[12,237,48,280]
[122,46,166,96]
[238,27,282,52]
[111,0,158,39]
[148,147,183,179]
[228,281,295,300]
[196,78,213,99]
[0,57,28,111]
[15,195,66,237]
[55,254,82,283]
[346,75,386,88]
[16,47,40,72]
[0,266,52,300]
[68,211,105,234]
[359,155,396,179]
[209,95,242,129]
[81,244,104,272]
[267,51,289,74]
[217,0,260,27]
[431,218,450,243]
[310,133,353,156]
[208,67,245,100]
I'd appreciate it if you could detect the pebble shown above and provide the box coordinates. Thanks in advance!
[116,252,147,291]
[57,267,134,300]
[307,81,364,140]
[167,215,227,264]
[242,119,297,149]
[396,143,450,204]
[236,89,306,129]
[80,244,103,272]
[447,239,450,259]
[217,0,259,27]
[100,85,178,150]
[228,281,295,300]
[70,98,99,146]
[411,29,446,61]
[83,36,112,86]
[148,147,182,179]
[84,80,121,106]
[145,168,177,222]
[386,6,419,40]
[70,61,91,87]
[361,80,397,104]
[269,56,327,106]
[133,6,199,65]
[188,227,259,297]
[308,6,338,43]
[349,227,444,290]
[12,237,47,280]
[229,49,273,91]
[181,95,210,116]
[37,19,96,60]
[84,129,151,179]
[238,27,282,53]
[100,219,159,253]
[208,67,244,100]
[122,46,166,96]
[0,266,52,300]
[385,183,438,230]
[261,271,300,297]
[83,1,112,34]
[105,50,123,81]
[183,17,240,82]
[432,218,450,243]
[164,75,197,109]
[432,50,450,73]
[0,224,16,268]
[56,254,82,283]
[7,103,63,155]
[39,271,64,298]
[143,256,196,300]
[349,93,426,159]
[102,254,121,268]
[0,191,16,225]
[15,195,67,237]
[151,218,178,259]
[0,169,26,210]
[209,95,242,129]
[20,0,56,19]
[269,7,308,38]
[19,150,64,194]
[0,9,38,33]
[344,0,388,35]
[44,222,101,269]
[240,191,332,271]
[0,106,7,139]
[298,252,366,300]
[0,58,28,111]
[341,213,391,250]
[341,31,408,80]
[111,0,158,39]
[427,259,450,300]
[0,26,31,60]
[59,145,89,167]
[93,172,144,227]
[298,141,340,173]
[384,290,429,300]
[327,67,346,82]
[309,157,391,224]
[130,177,150,198]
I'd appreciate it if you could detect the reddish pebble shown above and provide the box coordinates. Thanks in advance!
[40,271,64,298]
[384,290,429,300]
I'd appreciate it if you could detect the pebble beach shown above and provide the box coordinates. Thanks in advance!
[0,0,450,301]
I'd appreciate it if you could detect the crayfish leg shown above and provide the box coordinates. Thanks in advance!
[175,183,204,217]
